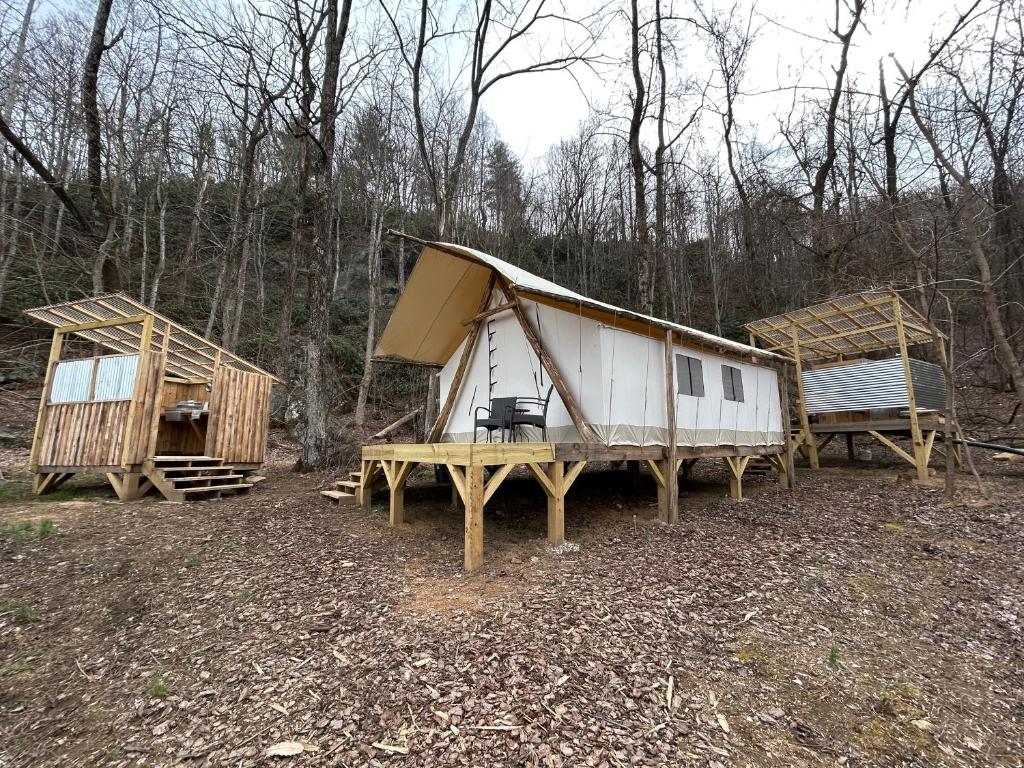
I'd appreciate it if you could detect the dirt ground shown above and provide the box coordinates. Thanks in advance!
[1,387,1023,766]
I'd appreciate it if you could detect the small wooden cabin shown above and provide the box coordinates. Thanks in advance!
[745,291,952,480]
[25,294,278,501]
[340,234,793,571]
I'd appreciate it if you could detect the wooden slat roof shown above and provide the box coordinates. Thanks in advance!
[24,293,279,382]
[744,290,942,362]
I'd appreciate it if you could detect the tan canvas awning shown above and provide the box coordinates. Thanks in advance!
[375,233,786,367]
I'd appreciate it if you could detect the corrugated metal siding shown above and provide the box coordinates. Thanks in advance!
[95,355,138,400]
[802,357,945,413]
[909,358,946,411]
[50,359,93,403]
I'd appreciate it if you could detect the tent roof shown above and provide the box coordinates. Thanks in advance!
[24,293,279,382]
[375,234,786,366]
[744,290,941,362]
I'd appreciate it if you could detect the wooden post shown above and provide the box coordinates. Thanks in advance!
[777,365,796,489]
[389,461,405,525]
[121,315,155,468]
[846,433,855,461]
[724,456,751,500]
[509,297,597,443]
[893,295,928,481]
[29,330,64,473]
[546,461,565,545]
[626,459,641,487]
[464,465,485,571]
[790,324,819,470]
[663,330,679,524]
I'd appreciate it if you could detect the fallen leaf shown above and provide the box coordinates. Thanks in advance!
[717,713,730,734]
[965,736,982,752]
[413,658,431,668]
[372,742,410,754]
[911,719,934,732]
[554,674,569,687]
[265,741,303,757]
[269,703,289,716]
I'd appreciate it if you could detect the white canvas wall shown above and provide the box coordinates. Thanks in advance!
[438,291,783,447]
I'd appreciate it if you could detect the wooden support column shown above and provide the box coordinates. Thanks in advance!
[546,461,565,545]
[893,295,929,481]
[626,460,641,487]
[29,330,64,473]
[382,460,414,525]
[464,465,485,571]
[777,365,796,489]
[663,330,679,524]
[106,472,149,502]
[790,325,819,469]
[724,456,751,500]
[121,314,155,469]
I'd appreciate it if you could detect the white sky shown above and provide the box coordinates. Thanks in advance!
[480,0,979,162]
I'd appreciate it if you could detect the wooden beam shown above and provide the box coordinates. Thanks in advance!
[778,365,796,489]
[644,458,665,488]
[446,463,467,505]
[867,430,918,466]
[893,295,928,481]
[526,462,556,497]
[427,275,495,443]
[483,463,515,505]
[388,460,408,525]
[564,460,587,492]
[663,329,679,524]
[53,312,150,335]
[374,408,422,439]
[464,465,485,571]
[120,315,154,469]
[29,330,64,472]
[461,301,515,326]
[546,461,565,545]
[791,324,819,469]
[509,297,597,443]
[724,456,751,500]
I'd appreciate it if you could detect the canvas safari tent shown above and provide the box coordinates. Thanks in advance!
[338,234,794,571]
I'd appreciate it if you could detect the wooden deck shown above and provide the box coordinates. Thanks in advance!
[359,441,788,571]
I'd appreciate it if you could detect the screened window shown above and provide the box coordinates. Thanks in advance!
[722,365,745,402]
[675,354,705,397]
[49,354,139,403]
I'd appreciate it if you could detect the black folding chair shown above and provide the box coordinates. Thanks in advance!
[511,385,554,441]
[474,396,517,443]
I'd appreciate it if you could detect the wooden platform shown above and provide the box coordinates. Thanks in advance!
[357,441,789,572]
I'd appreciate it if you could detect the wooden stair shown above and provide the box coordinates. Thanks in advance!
[744,457,773,476]
[321,469,364,506]
[146,456,254,502]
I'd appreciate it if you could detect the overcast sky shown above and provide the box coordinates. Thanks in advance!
[479,0,979,163]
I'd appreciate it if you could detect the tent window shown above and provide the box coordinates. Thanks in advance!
[675,354,704,397]
[722,365,745,402]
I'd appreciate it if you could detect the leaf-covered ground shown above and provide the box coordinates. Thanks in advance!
[1,447,1022,767]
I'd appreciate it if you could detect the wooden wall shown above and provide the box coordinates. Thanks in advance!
[37,400,131,468]
[206,366,273,464]
[36,351,162,468]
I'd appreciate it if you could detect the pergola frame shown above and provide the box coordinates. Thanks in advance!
[745,291,950,481]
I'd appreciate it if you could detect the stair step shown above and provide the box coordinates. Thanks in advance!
[159,466,235,475]
[179,483,253,494]
[171,474,245,484]
[321,489,358,504]
[153,455,224,462]
[335,480,360,489]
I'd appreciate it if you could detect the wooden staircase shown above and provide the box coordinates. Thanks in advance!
[321,468,364,506]
[146,456,254,502]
